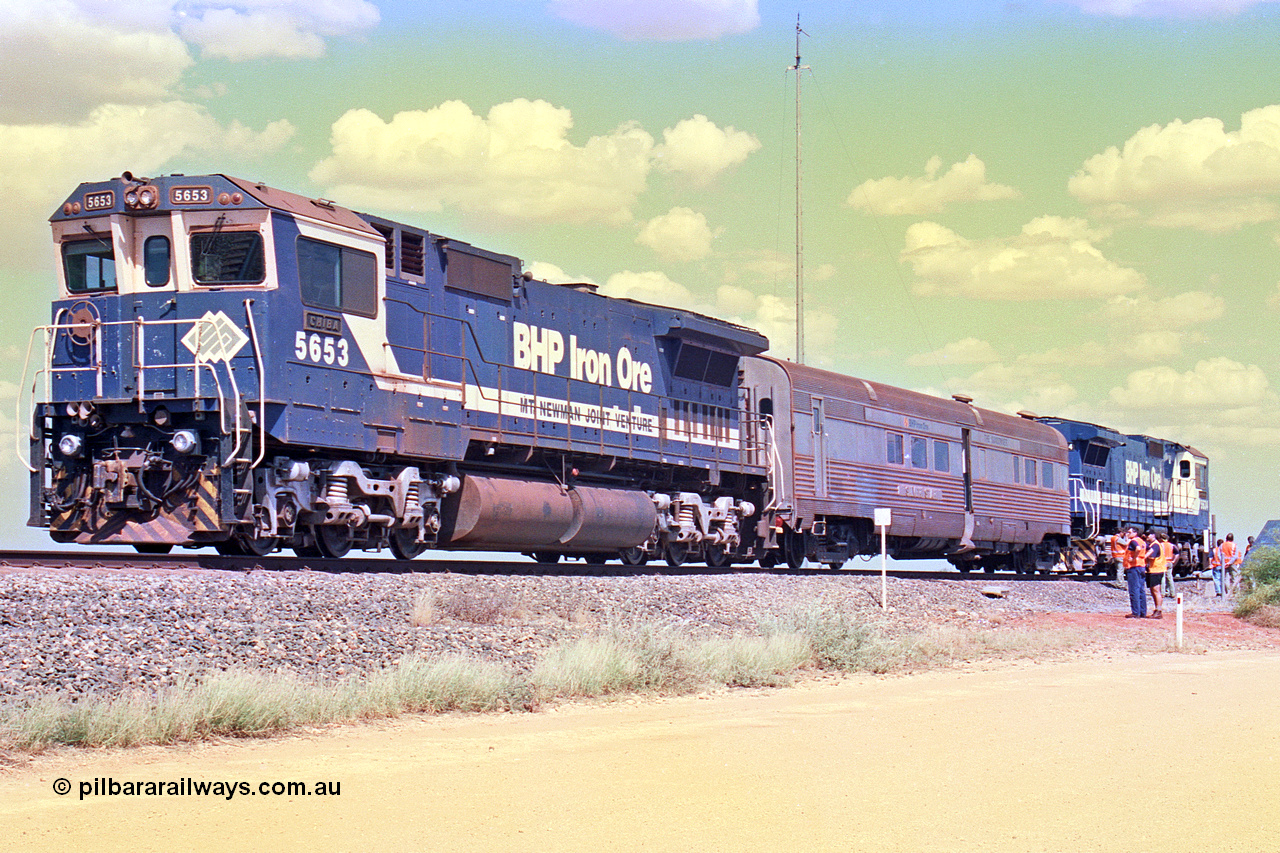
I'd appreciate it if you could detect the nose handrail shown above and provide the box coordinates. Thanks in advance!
[15,314,255,472]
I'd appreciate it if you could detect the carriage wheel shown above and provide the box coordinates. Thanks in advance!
[784,532,806,570]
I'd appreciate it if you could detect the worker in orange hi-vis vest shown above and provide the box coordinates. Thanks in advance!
[1210,538,1226,597]
[1221,533,1241,595]
[1123,529,1148,618]
[1144,532,1172,619]
[1110,529,1130,584]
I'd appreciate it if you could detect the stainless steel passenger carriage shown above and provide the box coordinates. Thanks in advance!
[741,357,1071,570]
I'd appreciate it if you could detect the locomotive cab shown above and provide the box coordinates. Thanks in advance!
[25,174,402,554]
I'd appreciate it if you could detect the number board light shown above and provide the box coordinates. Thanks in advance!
[82,191,114,212]
[170,186,213,205]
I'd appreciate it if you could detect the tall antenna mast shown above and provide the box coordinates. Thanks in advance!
[788,16,809,364]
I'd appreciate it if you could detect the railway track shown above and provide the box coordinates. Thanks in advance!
[0,549,1102,582]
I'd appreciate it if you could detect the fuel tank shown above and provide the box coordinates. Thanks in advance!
[440,474,656,551]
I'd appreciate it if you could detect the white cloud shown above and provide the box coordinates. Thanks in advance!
[962,363,1081,415]
[636,208,718,262]
[1096,290,1226,360]
[0,103,294,267]
[654,115,761,186]
[0,3,192,123]
[1103,290,1226,328]
[311,99,655,225]
[525,261,599,286]
[0,1,380,122]
[595,271,836,363]
[1108,357,1274,411]
[901,216,1146,300]
[1267,282,1280,309]
[600,269,703,310]
[177,0,380,60]
[311,102,761,226]
[547,0,759,41]
[906,338,1001,368]
[848,155,1020,216]
[1066,0,1274,16]
[1070,105,1280,231]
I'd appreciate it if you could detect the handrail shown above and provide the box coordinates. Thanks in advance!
[15,314,252,470]
[244,298,267,468]
[14,325,49,473]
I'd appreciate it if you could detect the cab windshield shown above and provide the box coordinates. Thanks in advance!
[63,237,117,293]
[191,231,265,285]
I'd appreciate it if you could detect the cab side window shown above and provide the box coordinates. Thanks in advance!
[297,237,377,317]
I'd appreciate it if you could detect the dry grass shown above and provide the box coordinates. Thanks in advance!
[409,589,436,627]
[0,604,1124,752]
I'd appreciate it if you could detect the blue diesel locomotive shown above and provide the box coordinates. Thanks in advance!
[1036,417,1210,575]
[21,173,1202,572]
[23,173,766,563]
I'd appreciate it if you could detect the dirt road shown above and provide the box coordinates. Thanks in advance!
[4,649,1278,852]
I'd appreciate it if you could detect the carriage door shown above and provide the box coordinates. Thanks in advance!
[961,428,974,512]
[960,427,976,548]
[812,397,827,498]
[131,215,177,396]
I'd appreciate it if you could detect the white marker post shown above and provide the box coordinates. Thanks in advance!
[875,508,891,610]
[1176,593,1184,649]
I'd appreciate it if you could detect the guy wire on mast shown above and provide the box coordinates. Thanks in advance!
[788,16,809,364]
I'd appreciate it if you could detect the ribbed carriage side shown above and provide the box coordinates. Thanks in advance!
[743,357,1069,562]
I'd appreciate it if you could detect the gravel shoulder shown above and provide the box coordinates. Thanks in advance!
[0,563,1269,702]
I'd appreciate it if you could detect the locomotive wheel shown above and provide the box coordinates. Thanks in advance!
[704,546,732,569]
[618,546,648,567]
[292,539,321,558]
[759,552,779,569]
[314,525,354,559]
[236,528,279,557]
[664,541,690,567]
[389,528,427,560]
[215,539,242,556]
[532,551,561,564]
[132,543,173,555]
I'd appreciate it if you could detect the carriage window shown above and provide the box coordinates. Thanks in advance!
[192,231,265,284]
[933,440,950,472]
[1013,455,1021,484]
[144,236,170,287]
[1024,457,1037,486]
[63,238,117,293]
[886,432,904,465]
[297,237,378,317]
[1042,461,1054,489]
[911,436,928,469]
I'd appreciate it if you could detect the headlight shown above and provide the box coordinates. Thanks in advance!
[58,434,83,458]
[171,430,199,455]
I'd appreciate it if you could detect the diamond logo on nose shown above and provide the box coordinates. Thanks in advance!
[181,310,249,363]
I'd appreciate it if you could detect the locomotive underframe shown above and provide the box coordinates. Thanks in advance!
[32,392,765,564]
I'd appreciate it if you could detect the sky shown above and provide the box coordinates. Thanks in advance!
[2,0,1278,550]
